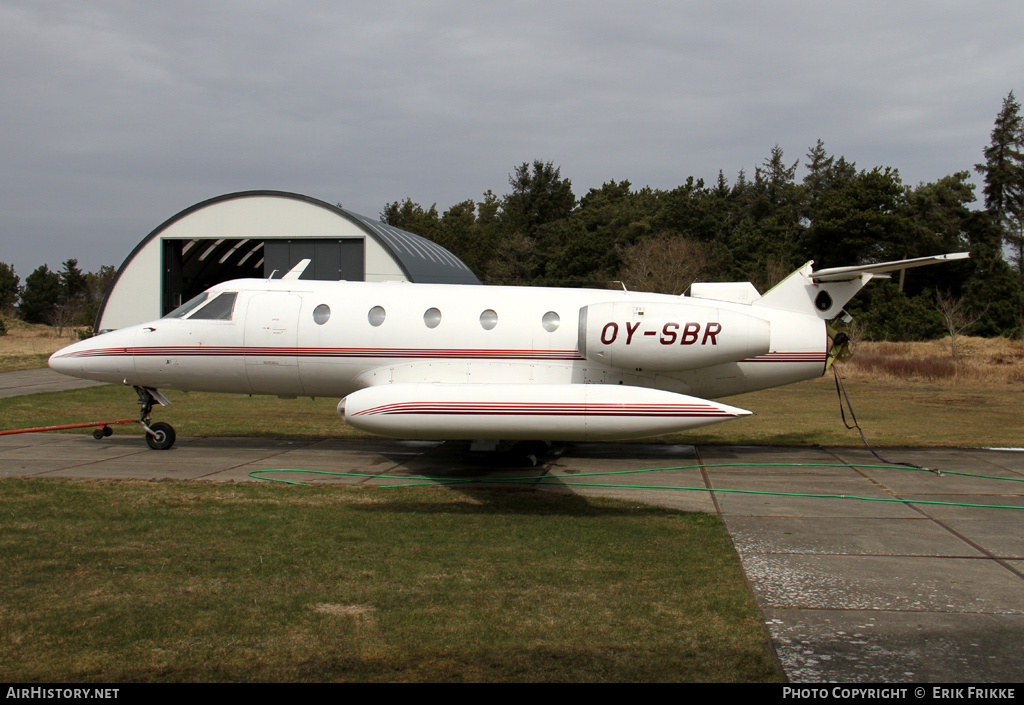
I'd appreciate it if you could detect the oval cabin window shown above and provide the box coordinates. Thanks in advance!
[313,304,331,325]
[424,308,442,329]
[542,311,560,332]
[480,309,498,330]
[368,306,386,327]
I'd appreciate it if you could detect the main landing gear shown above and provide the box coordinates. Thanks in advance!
[135,386,176,450]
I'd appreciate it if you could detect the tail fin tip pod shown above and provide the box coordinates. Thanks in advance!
[753,252,970,318]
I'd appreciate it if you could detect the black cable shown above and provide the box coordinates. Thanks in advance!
[832,365,936,473]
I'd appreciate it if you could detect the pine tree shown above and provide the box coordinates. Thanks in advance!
[0,262,19,313]
[975,92,1024,279]
[959,211,1024,337]
[59,259,88,307]
[502,161,576,236]
[18,265,62,324]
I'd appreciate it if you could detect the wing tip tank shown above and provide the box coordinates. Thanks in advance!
[340,383,751,441]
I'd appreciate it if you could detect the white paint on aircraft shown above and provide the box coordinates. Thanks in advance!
[49,254,968,446]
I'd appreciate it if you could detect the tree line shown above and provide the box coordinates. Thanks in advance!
[0,259,115,336]
[382,93,1024,342]
[3,93,1022,343]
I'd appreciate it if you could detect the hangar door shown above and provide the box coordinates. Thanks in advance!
[162,238,365,316]
[264,239,365,281]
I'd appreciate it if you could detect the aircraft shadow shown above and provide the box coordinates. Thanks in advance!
[362,440,680,518]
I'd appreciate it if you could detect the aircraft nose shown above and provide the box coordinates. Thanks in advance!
[48,328,137,384]
[48,347,81,377]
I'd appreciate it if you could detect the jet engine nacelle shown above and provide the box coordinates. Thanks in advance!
[578,302,772,371]
[339,382,751,441]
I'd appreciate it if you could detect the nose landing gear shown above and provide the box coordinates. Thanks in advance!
[135,386,176,450]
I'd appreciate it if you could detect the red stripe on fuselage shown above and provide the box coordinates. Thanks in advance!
[354,402,736,418]
[57,346,825,364]
[55,346,586,361]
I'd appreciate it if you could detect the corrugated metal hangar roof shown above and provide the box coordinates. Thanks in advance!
[95,191,480,331]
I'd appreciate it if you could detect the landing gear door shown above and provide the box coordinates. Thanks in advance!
[244,293,303,396]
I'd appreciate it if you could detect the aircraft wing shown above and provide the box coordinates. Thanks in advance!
[811,252,970,282]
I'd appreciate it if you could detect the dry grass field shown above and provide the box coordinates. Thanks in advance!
[842,335,1024,387]
[0,319,81,372]
[677,335,1024,447]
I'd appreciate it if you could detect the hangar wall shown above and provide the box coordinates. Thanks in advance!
[96,191,477,332]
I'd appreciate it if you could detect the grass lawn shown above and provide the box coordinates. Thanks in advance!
[679,374,1024,447]
[0,479,780,682]
[2,371,1022,448]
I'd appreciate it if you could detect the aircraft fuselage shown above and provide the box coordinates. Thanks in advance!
[51,278,827,402]
[48,253,969,445]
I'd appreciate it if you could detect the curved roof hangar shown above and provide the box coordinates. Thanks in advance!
[96,190,479,331]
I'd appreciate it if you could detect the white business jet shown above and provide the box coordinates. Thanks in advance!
[49,253,968,449]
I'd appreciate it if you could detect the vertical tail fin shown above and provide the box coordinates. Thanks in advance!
[752,261,871,319]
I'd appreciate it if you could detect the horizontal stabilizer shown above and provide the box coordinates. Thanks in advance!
[812,252,969,282]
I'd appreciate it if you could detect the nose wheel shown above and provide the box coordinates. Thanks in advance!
[135,386,176,450]
[145,421,176,450]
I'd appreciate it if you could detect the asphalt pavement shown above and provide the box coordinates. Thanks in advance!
[0,367,106,399]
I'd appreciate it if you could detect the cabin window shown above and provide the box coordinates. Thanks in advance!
[368,306,386,327]
[480,309,498,330]
[188,292,238,321]
[163,292,209,319]
[542,311,560,332]
[424,307,442,329]
[313,304,331,325]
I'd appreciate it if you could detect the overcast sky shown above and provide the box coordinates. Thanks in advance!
[2,1,1021,279]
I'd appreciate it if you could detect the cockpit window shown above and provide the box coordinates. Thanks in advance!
[188,292,238,321]
[163,292,209,319]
